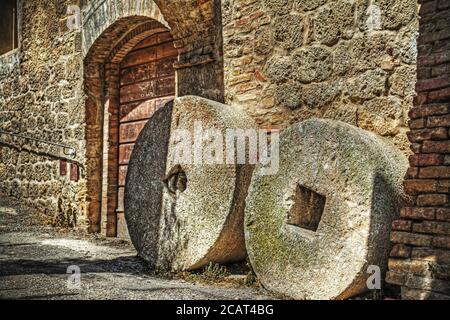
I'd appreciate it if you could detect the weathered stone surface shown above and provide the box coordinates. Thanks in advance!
[394,21,419,65]
[126,96,256,271]
[374,0,417,30]
[245,119,410,300]
[389,65,417,98]
[262,0,293,15]
[299,80,342,108]
[352,33,396,72]
[272,14,304,50]
[264,55,293,84]
[293,0,327,11]
[292,46,333,83]
[358,96,405,137]
[314,1,355,46]
[346,69,387,101]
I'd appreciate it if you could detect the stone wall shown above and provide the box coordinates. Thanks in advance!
[0,0,225,232]
[386,0,450,300]
[0,0,87,228]
[1,0,421,232]
[222,0,419,152]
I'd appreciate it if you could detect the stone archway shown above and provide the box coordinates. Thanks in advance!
[83,0,224,236]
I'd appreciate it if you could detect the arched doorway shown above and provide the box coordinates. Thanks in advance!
[83,1,225,237]
[98,28,177,238]
[112,31,177,238]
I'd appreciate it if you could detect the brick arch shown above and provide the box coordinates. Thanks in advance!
[84,18,172,234]
[81,1,168,57]
[83,0,224,100]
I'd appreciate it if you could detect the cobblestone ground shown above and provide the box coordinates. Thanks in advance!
[0,195,271,300]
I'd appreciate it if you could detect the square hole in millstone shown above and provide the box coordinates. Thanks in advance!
[287,185,326,232]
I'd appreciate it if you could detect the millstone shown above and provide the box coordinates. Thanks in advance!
[125,96,256,271]
[244,119,411,300]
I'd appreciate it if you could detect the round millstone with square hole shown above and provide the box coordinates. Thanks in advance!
[244,119,411,300]
[125,96,257,272]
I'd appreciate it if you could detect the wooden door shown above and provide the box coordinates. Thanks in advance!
[115,31,177,238]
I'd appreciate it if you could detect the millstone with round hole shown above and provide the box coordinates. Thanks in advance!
[125,96,256,272]
[244,119,411,300]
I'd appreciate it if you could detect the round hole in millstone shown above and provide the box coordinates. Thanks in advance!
[125,96,257,272]
[244,119,411,300]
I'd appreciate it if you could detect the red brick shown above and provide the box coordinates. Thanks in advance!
[416,194,449,206]
[390,244,412,258]
[388,258,432,276]
[406,167,420,178]
[404,179,438,194]
[409,118,426,129]
[437,208,450,221]
[119,144,134,165]
[70,163,79,182]
[437,179,450,193]
[418,51,450,66]
[419,166,450,178]
[60,160,68,176]
[422,140,450,153]
[445,155,450,165]
[412,247,450,263]
[408,103,449,119]
[419,28,450,44]
[414,92,429,106]
[429,86,450,101]
[401,207,436,220]
[427,114,450,127]
[417,67,432,80]
[118,165,127,187]
[410,143,422,154]
[413,221,450,235]
[407,127,448,142]
[416,76,450,92]
[120,100,158,123]
[409,154,444,166]
[117,187,125,212]
[386,271,406,286]
[392,219,413,231]
[419,0,437,14]
[391,231,433,246]
[119,120,147,143]
[417,43,431,56]
[432,63,450,77]
[404,275,450,295]
[433,236,450,249]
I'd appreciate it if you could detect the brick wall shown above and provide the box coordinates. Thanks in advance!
[386,0,450,300]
